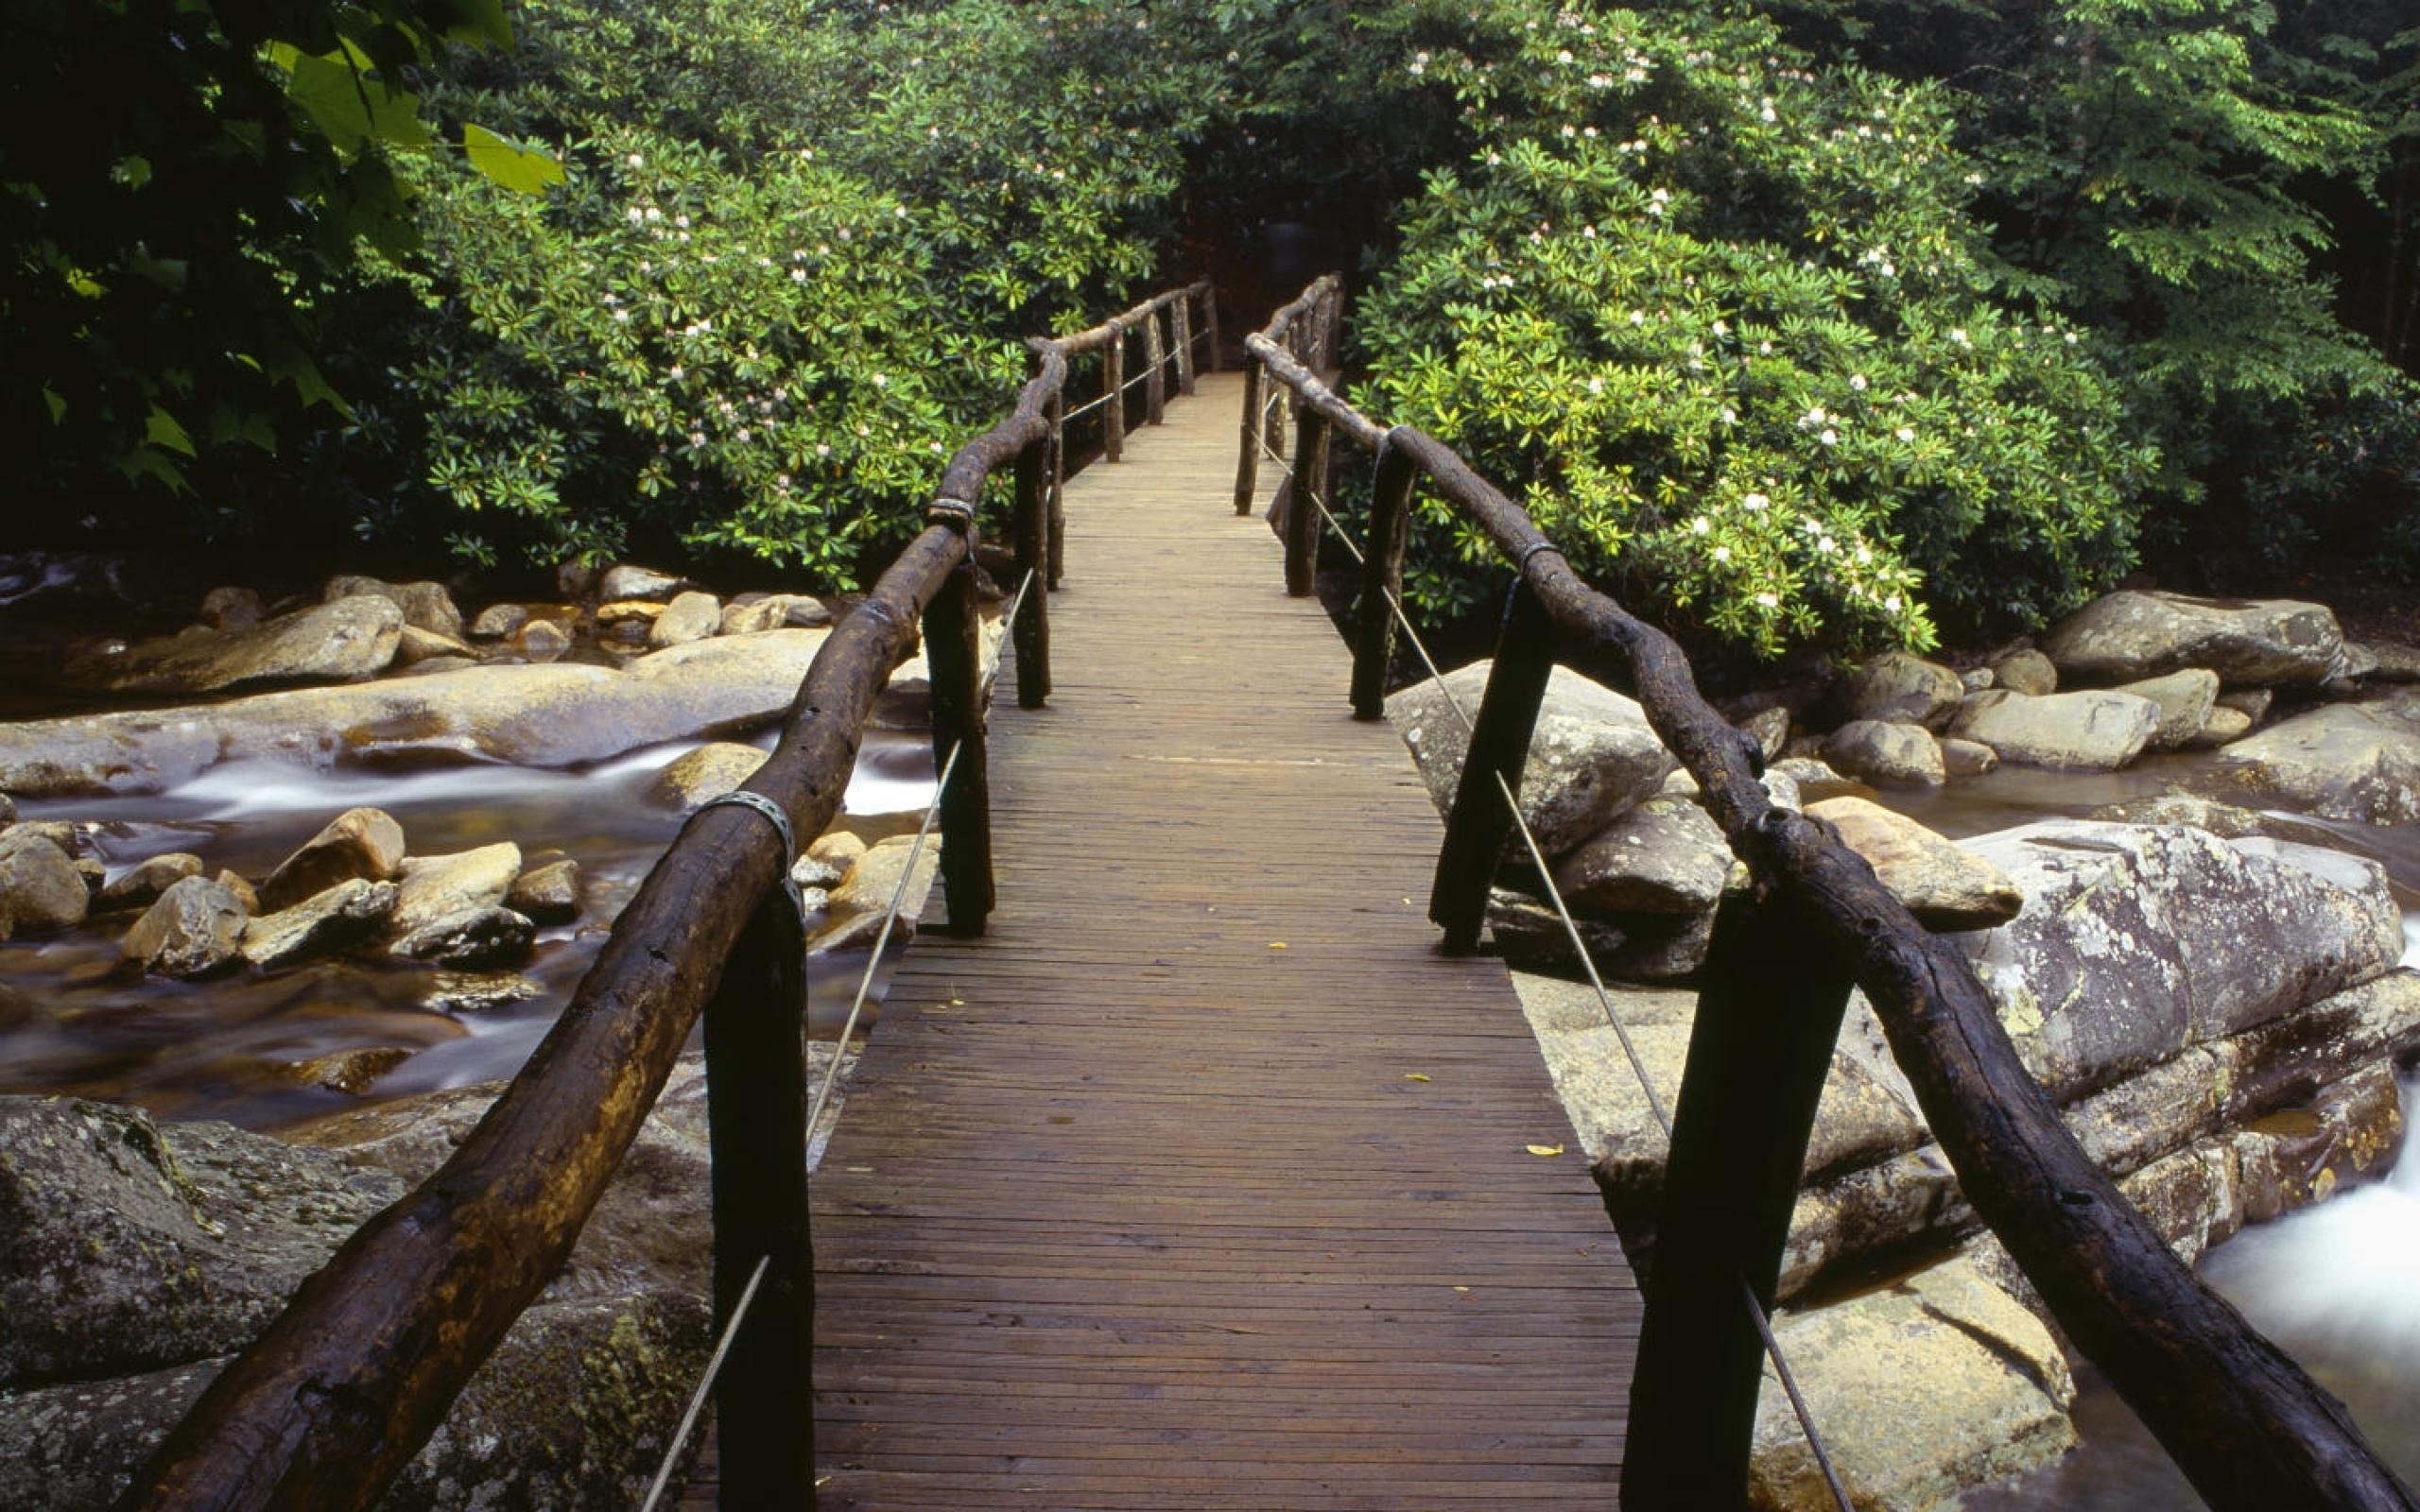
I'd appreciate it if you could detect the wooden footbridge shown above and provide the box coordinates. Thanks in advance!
[119,281,2419,1512]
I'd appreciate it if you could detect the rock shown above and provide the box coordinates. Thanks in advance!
[2187,705,2254,748]
[62,596,403,696]
[394,624,475,667]
[555,558,601,602]
[516,618,572,662]
[720,593,833,635]
[1938,737,1998,777]
[2113,668,2219,750]
[388,843,521,940]
[1739,705,1792,764]
[1806,798,2023,931]
[117,876,247,978]
[811,835,941,953]
[0,835,89,940]
[0,1096,403,1388]
[240,878,398,969]
[1388,662,1677,858]
[1484,889,1630,971]
[95,852,203,913]
[259,806,407,912]
[2040,589,2347,687]
[1830,650,1964,730]
[808,831,867,869]
[506,860,581,924]
[1824,720,1945,788]
[2216,691,2420,825]
[2218,687,2274,721]
[648,742,767,810]
[1769,757,1863,803]
[1947,688,2160,770]
[469,602,529,639]
[0,631,837,799]
[648,591,722,649]
[1748,1256,2075,1512]
[1961,667,1995,693]
[2083,793,2342,846]
[197,585,262,632]
[0,794,13,824]
[284,1045,413,1095]
[597,564,688,602]
[1551,797,1729,916]
[790,854,845,890]
[2360,639,2420,682]
[595,599,666,628]
[1988,648,2057,696]
[325,576,465,641]
[215,870,258,912]
[424,971,545,1015]
[1,819,85,857]
[392,905,536,967]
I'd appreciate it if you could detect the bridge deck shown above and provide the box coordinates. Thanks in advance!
[808,373,1636,1509]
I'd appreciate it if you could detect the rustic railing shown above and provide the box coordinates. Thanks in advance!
[113,279,1219,1512]
[1240,275,2418,1512]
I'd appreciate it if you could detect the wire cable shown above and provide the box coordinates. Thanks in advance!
[637,1253,772,1512]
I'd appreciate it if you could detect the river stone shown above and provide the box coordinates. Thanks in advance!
[259,806,407,912]
[1739,705,1792,764]
[516,617,572,662]
[1484,889,1629,971]
[2083,793,2342,848]
[2360,639,2420,682]
[596,599,666,630]
[394,624,475,667]
[469,602,529,639]
[506,859,581,923]
[2040,589,2347,687]
[0,820,86,857]
[197,585,262,633]
[214,869,257,912]
[1748,1256,2075,1512]
[791,853,845,890]
[2114,668,2219,750]
[597,564,688,602]
[1830,650,1964,730]
[1989,648,2057,696]
[283,1045,413,1096]
[118,875,248,978]
[424,971,544,1015]
[241,878,398,969]
[648,591,721,649]
[1769,756,1862,803]
[648,742,767,810]
[720,593,832,635]
[1387,662,1677,859]
[808,830,868,869]
[2219,687,2275,722]
[1824,720,1945,788]
[0,1095,404,1389]
[1939,737,1998,777]
[2216,690,2420,825]
[0,835,89,940]
[0,795,13,824]
[1961,666,1994,693]
[1551,797,1728,916]
[62,596,403,696]
[1947,687,2159,770]
[326,576,465,642]
[388,843,521,940]
[392,904,534,968]
[812,835,942,953]
[95,851,203,913]
[1806,798,2021,931]
[2188,706,2254,748]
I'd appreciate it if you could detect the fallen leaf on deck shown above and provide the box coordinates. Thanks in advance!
[1404,1073,1431,1082]
[1526,1143,1565,1157]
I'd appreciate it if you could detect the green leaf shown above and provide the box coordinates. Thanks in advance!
[289,53,429,154]
[42,386,64,424]
[145,406,195,457]
[465,124,566,195]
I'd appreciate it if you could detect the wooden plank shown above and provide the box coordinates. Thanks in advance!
[805,372,1634,1507]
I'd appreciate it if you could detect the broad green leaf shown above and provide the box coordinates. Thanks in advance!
[465,124,566,195]
[145,406,195,457]
[289,54,429,154]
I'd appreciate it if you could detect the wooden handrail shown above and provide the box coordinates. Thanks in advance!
[1240,277,2419,1512]
[118,281,1217,1512]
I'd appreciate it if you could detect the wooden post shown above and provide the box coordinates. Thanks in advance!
[1234,356,1264,516]
[1429,576,1556,953]
[1264,352,1287,459]
[1285,407,1330,598]
[1011,434,1050,709]
[702,885,815,1512]
[1102,320,1126,464]
[1172,294,1196,395]
[1144,306,1167,424]
[1202,285,1222,372]
[922,542,994,936]
[1623,887,1855,1512]
[1046,387,1067,590]
[1351,436,1418,719]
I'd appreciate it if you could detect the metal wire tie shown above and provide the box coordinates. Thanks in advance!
[1514,540,1564,575]
[926,496,977,526]
[691,789,805,922]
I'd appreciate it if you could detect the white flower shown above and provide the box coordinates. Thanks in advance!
[1712,544,1731,562]
[1587,376,1605,395]
[1711,319,1729,336]
[674,215,690,229]
[815,443,832,457]
[613,309,630,322]
[1803,405,1826,425]
[873,373,889,387]
[626,152,645,168]
[1650,187,1669,203]
[791,268,807,282]
[1755,592,1779,608]
[1949,327,1970,347]
[644,207,663,223]
[1743,491,1769,510]
[1894,426,1915,442]
[1719,406,1737,424]
[1757,340,1772,355]
[688,431,707,447]
[1817,535,1837,554]
[1883,594,1902,613]
[1818,427,1839,446]
[775,473,790,488]
[1855,544,1873,564]
[1629,309,1646,326]
[1558,48,1573,62]
[1849,374,1867,392]
[625,207,645,225]
[668,365,685,380]
[1690,516,1711,535]
[1760,103,1776,123]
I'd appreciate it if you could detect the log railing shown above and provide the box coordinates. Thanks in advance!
[113,279,1219,1512]
[1239,276,2419,1512]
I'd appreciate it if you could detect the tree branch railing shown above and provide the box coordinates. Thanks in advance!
[113,279,1220,1512]
[1239,276,2420,1512]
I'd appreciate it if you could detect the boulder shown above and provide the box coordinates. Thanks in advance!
[2189,706,2254,747]
[1947,688,2160,770]
[258,806,407,912]
[506,859,581,923]
[283,1045,413,1095]
[1988,648,2057,697]
[1,820,87,857]
[392,905,536,967]
[468,602,529,640]
[516,618,572,662]
[197,585,262,633]
[62,596,403,696]
[811,835,941,954]
[2217,691,2420,825]
[1739,705,1792,764]
[720,593,833,635]
[595,600,666,629]
[2113,668,2219,750]
[596,564,688,602]
[1550,797,1729,916]
[1489,888,1716,980]
[808,830,868,870]
[648,742,767,811]
[648,591,722,649]
[1387,663,1676,858]
[1769,757,1863,804]
[1939,737,1998,777]
[790,853,845,890]
[2040,590,2347,687]
[1749,1256,2075,1512]
[1806,798,2022,931]
[324,576,465,641]
[393,624,475,667]
[240,878,399,970]
[555,558,601,602]
[388,844,521,941]
[424,971,544,1015]
[0,835,89,939]
[118,875,248,978]
[2360,639,2420,682]
[95,851,203,913]
[2219,687,2274,722]
[1824,720,1945,788]
[2083,793,2341,847]
[215,870,258,912]
[1960,667,1994,693]
[1829,651,1964,730]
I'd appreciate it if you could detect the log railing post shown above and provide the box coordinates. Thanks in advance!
[1284,406,1330,597]
[922,516,994,936]
[1623,888,1855,1512]
[1172,293,1196,395]
[1144,305,1167,424]
[1046,384,1067,589]
[1234,355,1265,516]
[1202,284,1222,371]
[1102,319,1127,463]
[1351,435,1418,718]
[702,882,815,1511]
[1264,347,1287,458]
[1429,576,1556,952]
[1011,433,1051,709]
